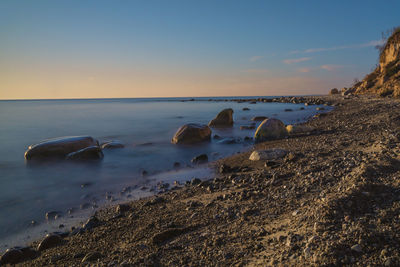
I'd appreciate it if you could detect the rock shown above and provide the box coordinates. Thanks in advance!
[173,162,181,168]
[66,146,103,160]
[217,138,240,144]
[242,107,250,111]
[24,136,99,160]
[82,216,101,231]
[208,108,234,127]
[0,249,23,265]
[116,204,131,213]
[82,252,103,263]
[254,118,287,143]
[351,244,362,252]
[100,140,124,149]
[171,124,212,144]
[330,88,339,94]
[286,124,315,134]
[46,211,60,220]
[251,116,268,121]
[191,154,208,164]
[191,178,202,185]
[152,228,188,245]
[284,108,293,112]
[37,234,63,251]
[316,107,325,111]
[249,149,288,161]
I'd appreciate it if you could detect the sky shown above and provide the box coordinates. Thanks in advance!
[0,0,399,99]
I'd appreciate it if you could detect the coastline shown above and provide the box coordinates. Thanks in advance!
[3,94,400,266]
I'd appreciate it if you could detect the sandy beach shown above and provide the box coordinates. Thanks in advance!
[1,94,398,266]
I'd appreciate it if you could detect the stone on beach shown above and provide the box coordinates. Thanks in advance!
[171,123,212,144]
[37,234,63,251]
[249,149,288,161]
[254,118,287,143]
[208,108,234,127]
[24,136,99,160]
[66,146,104,160]
[191,154,208,164]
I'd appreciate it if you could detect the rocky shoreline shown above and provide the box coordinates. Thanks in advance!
[2,95,400,266]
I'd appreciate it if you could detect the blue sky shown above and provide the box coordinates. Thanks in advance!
[0,0,399,99]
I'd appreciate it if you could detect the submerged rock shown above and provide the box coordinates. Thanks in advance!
[191,154,208,164]
[66,146,103,160]
[249,149,288,161]
[100,140,124,149]
[24,136,99,160]
[254,118,287,143]
[171,123,212,144]
[208,108,234,127]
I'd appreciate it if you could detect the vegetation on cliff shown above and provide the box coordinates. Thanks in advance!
[352,27,400,97]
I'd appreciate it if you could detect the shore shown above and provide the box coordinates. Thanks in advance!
[3,95,400,266]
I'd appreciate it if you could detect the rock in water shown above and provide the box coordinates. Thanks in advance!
[251,116,268,121]
[208,108,234,127]
[254,118,287,143]
[191,154,208,164]
[286,124,315,134]
[66,146,104,160]
[171,123,212,144]
[249,149,288,161]
[24,136,99,160]
[100,140,124,149]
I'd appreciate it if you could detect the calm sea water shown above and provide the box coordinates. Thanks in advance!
[0,97,327,249]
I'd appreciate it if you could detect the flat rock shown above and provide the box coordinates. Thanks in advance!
[25,136,99,160]
[101,140,124,149]
[249,149,288,161]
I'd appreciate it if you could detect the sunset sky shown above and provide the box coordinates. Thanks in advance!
[1,0,399,99]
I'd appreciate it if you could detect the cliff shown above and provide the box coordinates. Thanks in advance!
[352,27,400,97]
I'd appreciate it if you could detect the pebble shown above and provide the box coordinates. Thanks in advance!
[351,244,362,253]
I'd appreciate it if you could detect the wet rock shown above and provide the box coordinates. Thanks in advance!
[191,178,202,185]
[217,138,240,144]
[242,107,250,111]
[24,136,99,160]
[191,154,208,164]
[284,108,293,112]
[173,162,181,168]
[208,108,234,127]
[37,234,63,251]
[249,149,288,161]
[251,116,268,121]
[82,252,103,263]
[171,123,212,144]
[100,140,124,149]
[254,118,287,143]
[316,107,325,111]
[66,146,103,160]
[213,134,221,140]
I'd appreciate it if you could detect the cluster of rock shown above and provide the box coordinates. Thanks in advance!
[24,136,124,161]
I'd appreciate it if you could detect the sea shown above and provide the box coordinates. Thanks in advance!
[0,96,329,249]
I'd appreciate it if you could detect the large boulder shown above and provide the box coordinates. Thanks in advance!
[66,146,104,160]
[254,118,287,143]
[171,123,212,144]
[24,136,99,160]
[208,108,234,127]
[329,88,339,95]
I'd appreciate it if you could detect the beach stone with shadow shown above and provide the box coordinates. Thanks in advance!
[254,118,287,143]
[171,123,212,144]
[24,136,99,160]
[208,108,234,127]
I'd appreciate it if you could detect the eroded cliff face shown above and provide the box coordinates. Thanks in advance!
[353,29,400,97]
